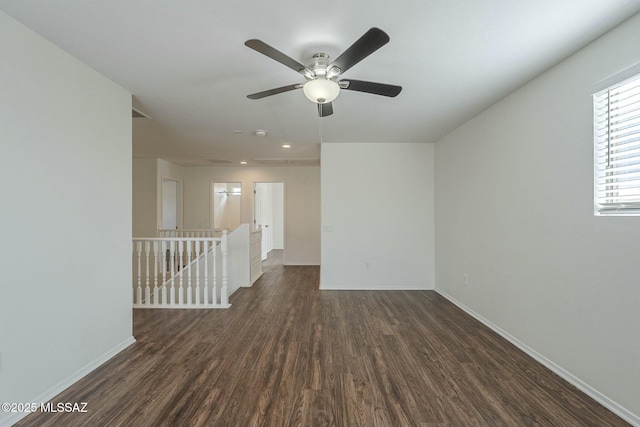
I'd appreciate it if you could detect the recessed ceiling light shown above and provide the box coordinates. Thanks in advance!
[240,161,247,165]
[282,144,291,148]
[255,130,267,137]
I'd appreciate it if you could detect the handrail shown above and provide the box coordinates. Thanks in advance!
[158,228,222,238]
[135,237,221,241]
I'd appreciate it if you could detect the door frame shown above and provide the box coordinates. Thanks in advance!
[253,181,286,262]
[210,181,242,230]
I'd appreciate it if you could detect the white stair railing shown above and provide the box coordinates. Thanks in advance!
[158,228,222,238]
[132,231,231,309]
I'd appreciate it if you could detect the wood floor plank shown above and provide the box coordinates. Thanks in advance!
[14,250,630,427]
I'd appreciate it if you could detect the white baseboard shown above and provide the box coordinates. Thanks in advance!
[319,284,432,290]
[0,336,136,427]
[435,288,640,427]
[248,271,263,286]
[283,263,320,266]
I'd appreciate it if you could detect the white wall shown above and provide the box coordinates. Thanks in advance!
[434,13,640,423]
[0,10,133,427]
[182,166,320,265]
[132,158,157,237]
[320,143,435,289]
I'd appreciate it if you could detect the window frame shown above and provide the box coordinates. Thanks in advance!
[593,64,640,216]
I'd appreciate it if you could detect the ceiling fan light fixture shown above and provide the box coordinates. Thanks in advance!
[303,78,340,104]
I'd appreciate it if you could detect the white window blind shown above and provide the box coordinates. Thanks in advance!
[594,72,640,215]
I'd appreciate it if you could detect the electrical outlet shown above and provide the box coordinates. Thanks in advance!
[464,274,468,286]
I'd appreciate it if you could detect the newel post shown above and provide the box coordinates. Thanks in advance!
[221,230,229,306]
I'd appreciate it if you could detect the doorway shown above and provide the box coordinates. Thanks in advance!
[161,176,182,230]
[211,182,242,230]
[253,182,284,262]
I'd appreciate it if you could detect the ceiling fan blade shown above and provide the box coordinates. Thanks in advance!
[245,39,307,74]
[318,102,333,117]
[329,28,390,74]
[247,84,302,100]
[340,79,402,97]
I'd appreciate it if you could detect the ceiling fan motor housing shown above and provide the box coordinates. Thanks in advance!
[303,53,341,80]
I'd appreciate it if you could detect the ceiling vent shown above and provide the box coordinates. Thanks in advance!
[253,158,320,166]
[207,159,233,164]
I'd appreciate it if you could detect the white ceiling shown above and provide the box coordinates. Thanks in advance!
[2,0,640,166]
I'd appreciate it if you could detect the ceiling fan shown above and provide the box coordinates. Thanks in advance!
[245,27,402,117]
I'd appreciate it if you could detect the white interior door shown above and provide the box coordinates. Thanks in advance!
[254,182,284,261]
[162,178,178,230]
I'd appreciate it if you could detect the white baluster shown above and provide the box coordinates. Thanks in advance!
[178,240,184,305]
[186,240,193,305]
[203,240,209,305]
[221,230,228,306]
[144,241,150,305]
[136,241,142,305]
[195,240,201,305]
[161,240,167,305]
[170,241,176,305]
[212,240,218,306]
[153,241,159,305]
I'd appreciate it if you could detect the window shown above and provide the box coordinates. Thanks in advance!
[593,71,640,215]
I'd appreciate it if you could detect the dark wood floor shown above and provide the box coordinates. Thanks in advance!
[17,250,628,427]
